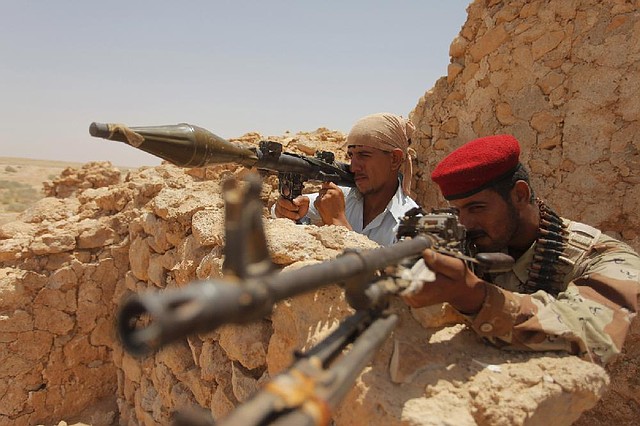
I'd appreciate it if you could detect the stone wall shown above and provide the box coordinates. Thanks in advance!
[0,162,127,425]
[408,0,640,422]
[411,0,640,251]
[0,129,617,425]
[0,130,356,425]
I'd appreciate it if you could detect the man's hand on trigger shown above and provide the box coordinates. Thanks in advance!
[314,182,351,229]
[274,195,310,222]
[402,249,487,314]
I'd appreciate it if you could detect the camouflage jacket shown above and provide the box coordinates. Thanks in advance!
[468,219,640,365]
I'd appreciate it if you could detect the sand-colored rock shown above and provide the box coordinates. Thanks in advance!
[0,139,614,426]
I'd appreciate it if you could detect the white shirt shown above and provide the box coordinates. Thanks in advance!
[305,182,418,247]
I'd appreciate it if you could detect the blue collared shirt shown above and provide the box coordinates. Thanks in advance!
[305,182,418,246]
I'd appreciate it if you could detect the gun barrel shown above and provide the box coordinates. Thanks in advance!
[117,235,432,355]
[118,278,271,356]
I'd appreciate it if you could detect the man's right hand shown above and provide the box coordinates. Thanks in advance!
[274,195,310,222]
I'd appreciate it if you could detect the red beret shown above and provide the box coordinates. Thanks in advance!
[431,135,521,200]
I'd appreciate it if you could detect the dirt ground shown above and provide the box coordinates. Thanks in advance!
[0,157,121,224]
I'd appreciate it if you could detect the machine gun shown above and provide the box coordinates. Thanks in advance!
[117,175,513,425]
[88,121,354,202]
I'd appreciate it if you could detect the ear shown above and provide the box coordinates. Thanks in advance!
[390,148,404,171]
[512,180,531,205]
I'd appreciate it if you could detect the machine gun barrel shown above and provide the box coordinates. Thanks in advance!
[118,235,432,356]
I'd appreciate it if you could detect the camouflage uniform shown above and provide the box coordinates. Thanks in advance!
[469,218,640,365]
[429,134,640,365]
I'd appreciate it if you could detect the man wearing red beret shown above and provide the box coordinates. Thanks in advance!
[403,134,640,365]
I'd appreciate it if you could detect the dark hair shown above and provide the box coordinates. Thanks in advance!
[491,163,535,203]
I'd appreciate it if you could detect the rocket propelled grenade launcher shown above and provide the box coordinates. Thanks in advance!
[88,122,355,200]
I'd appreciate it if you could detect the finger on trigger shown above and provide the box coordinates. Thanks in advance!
[422,248,436,266]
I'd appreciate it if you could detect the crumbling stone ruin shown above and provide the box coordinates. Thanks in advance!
[1,0,639,425]
[0,157,611,426]
[410,0,640,423]
[412,0,640,252]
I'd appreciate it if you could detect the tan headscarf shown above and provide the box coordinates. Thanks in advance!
[345,112,416,195]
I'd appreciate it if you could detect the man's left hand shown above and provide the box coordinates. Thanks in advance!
[402,249,487,315]
[314,182,352,229]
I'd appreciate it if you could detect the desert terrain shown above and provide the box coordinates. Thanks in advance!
[0,157,127,224]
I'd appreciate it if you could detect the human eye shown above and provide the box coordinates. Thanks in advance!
[467,204,485,214]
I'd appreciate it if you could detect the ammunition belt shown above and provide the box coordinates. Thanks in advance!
[522,199,571,295]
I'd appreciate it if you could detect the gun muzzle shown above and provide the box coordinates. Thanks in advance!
[88,122,113,139]
[118,279,273,356]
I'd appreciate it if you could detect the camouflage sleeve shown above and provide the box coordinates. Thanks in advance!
[467,239,640,365]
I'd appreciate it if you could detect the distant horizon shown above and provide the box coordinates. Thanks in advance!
[2,1,470,167]
[0,155,117,168]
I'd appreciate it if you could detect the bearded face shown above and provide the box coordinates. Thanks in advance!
[450,188,521,253]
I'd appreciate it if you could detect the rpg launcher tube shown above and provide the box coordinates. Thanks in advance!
[89,122,259,168]
[88,122,355,186]
[117,235,433,356]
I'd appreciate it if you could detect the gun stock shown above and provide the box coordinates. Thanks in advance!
[215,311,398,426]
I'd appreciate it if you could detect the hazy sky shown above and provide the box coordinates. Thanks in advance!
[1,1,469,167]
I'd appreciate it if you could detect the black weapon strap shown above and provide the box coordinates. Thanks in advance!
[521,198,571,296]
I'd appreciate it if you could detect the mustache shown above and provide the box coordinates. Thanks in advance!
[466,229,487,240]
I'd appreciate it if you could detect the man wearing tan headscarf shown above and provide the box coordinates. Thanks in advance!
[274,112,418,246]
